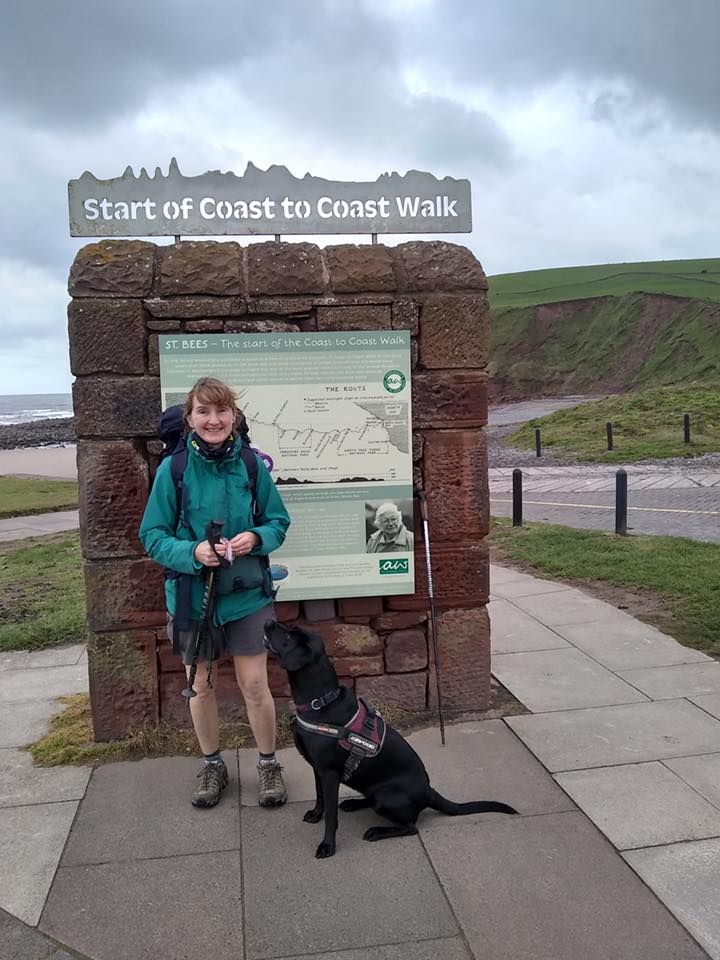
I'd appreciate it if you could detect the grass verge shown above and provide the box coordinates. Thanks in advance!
[507,384,720,461]
[0,531,88,651]
[490,517,720,654]
[29,695,419,766]
[0,476,78,519]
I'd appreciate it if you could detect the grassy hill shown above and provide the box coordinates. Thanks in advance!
[489,258,720,310]
[488,259,720,399]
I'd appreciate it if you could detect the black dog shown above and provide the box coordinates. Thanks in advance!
[264,620,517,858]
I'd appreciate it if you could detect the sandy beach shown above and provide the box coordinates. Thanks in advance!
[0,445,77,479]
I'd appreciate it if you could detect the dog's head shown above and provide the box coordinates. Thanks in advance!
[264,621,326,673]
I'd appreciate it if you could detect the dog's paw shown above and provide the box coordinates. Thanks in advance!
[339,798,367,813]
[303,808,323,823]
[363,827,383,842]
[315,840,336,858]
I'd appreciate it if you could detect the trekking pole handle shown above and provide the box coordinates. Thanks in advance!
[206,519,231,569]
[417,489,429,524]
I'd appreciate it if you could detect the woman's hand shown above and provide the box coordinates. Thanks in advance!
[193,540,223,567]
[228,531,261,557]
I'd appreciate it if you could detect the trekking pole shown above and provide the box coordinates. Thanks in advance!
[182,520,229,699]
[416,490,446,746]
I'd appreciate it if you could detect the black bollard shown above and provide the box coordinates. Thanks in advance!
[615,468,627,535]
[535,428,542,457]
[512,468,523,527]
[606,421,614,452]
[684,414,691,444]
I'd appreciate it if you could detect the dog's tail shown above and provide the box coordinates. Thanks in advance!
[428,789,517,817]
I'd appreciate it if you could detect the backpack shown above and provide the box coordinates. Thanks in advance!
[156,405,272,636]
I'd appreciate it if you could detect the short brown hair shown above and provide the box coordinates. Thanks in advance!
[184,377,238,424]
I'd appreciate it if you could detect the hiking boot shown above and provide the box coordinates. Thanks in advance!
[257,759,287,807]
[191,759,229,808]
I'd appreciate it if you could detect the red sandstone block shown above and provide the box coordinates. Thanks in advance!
[385,629,428,673]
[423,430,489,541]
[393,242,488,293]
[274,600,300,622]
[356,672,427,711]
[69,241,156,298]
[419,293,490,369]
[371,610,427,632]
[316,304,391,331]
[324,244,396,292]
[302,599,336,622]
[88,630,159,741]
[78,441,149,560]
[427,607,491,711]
[68,299,146,376]
[85,558,166,632]
[337,597,384,618]
[333,655,384,677]
[298,621,383,658]
[412,540,490,608]
[412,371,488,429]
[159,241,244,296]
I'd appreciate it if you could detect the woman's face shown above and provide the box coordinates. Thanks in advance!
[187,397,235,446]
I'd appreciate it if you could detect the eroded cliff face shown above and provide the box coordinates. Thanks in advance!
[489,293,720,401]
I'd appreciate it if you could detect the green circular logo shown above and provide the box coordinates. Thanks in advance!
[383,369,406,394]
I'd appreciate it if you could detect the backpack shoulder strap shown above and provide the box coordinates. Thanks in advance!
[169,445,191,531]
[239,445,260,517]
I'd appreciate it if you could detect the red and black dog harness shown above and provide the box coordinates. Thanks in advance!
[294,696,387,782]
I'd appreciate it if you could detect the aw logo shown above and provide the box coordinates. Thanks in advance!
[379,557,409,575]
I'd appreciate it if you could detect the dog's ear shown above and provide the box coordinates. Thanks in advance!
[279,642,314,672]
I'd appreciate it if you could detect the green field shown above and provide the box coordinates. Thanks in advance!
[489,258,720,310]
[0,477,78,519]
[508,384,720,462]
[490,519,720,654]
[0,532,88,651]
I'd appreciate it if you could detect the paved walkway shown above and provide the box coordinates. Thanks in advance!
[0,510,80,543]
[2,565,720,959]
[490,465,720,542]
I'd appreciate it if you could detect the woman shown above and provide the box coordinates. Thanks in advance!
[140,377,291,809]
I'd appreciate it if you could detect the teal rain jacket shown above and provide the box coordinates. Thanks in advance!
[139,434,290,625]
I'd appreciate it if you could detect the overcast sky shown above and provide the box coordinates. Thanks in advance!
[2,0,719,394]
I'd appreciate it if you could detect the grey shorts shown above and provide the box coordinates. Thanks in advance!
[167,604,275,666]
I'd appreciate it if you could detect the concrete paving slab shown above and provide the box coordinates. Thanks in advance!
[0,645,86,673]
[241,802,457,958]
[0,801,78,925]
[61,754,239,866]
[0,749,90,808]
[0,906,77,960]
[618,662,720,700]
[555,761,720,850]
[506,699,720,772]
[489,598,571,653]
[554,619,710,670]
[664,753,720,809]
[509,588,635,626]
[406,720,574,818]
[490,574,571,600]
[423,811,706,960]
[691,694,720,720]
[274,939,473,960]
[0,700,63,748]
[41,851,243,960]
[0,664,88,704]
[489,564,533,584]
[492,648,648,712]
[624,839,720,960]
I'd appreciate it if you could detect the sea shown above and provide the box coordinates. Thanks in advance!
[0,393,73,426]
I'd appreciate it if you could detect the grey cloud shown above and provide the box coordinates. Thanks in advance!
[420,0,720,130]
